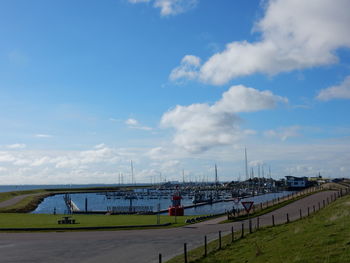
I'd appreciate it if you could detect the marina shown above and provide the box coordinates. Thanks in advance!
[32,187,293,216]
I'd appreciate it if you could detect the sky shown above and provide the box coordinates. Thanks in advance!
[0,0,350,184]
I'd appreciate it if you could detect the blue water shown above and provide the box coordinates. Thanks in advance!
[33,190,292,216]
[184,192,290,215]
[0,184,144,193]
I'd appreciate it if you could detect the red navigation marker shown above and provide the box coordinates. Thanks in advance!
[241,201,254,213]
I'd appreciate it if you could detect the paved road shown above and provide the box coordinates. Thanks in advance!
[0,190,338,263]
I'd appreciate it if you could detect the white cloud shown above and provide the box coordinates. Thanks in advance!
[317,75,350,101]
[161,85,287,153]
[6,144,26,149]
[31,157,51,167]
[125,118,139,126]
[128,0,198,16]
[94,143,106,149]
[264,126,301,141]
[171,0,350,85]
[147,147,168,160]
[0,152,16,162]
[170,55,201,81]
[214,85,288,113]
[0,137,348,183]
[125,118,153,131]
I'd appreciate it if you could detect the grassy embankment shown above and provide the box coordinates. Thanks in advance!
[222,182,345,223]
[0,186,141,213]
[0,213,198,230]
[166,190,350,263]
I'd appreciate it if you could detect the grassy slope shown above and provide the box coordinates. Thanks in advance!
[0,213,197,229]
[0,189,49,203]
[167,194,350,263]
[0,186,137,213]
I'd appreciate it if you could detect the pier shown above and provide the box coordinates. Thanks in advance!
[63,194,80,213]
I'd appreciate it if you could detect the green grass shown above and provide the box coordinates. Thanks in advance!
[0,189,49,203]
[0,213,197,230]
[166,194,350,263]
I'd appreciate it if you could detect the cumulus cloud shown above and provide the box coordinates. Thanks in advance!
[264,126,301,141]
[171,0,350,85]
[316,75,350,101]
[214,85,288,113]
[128,0,198,16]
[170,55,201,81]
[161,85,287,153]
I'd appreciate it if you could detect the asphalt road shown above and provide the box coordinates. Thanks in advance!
[0,190,338,263]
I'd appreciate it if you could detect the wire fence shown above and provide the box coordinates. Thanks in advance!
[158,186,349,263]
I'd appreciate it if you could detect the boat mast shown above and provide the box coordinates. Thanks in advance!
[245,148,249,181]
[130,160,135,185]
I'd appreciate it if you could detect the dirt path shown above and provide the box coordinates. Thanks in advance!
[0,190,339,263]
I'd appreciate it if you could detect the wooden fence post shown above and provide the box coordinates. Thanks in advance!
[272,215,275,226]
[204,236,207,257]
[299,209,302,219]
[219,231,222,250]
[231,226,234,242]
[241,223,244,238]
[184,243,188,263]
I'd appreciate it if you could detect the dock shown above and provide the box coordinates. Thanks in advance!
[63,194,80,213]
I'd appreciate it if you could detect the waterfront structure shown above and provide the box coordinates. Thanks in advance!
[286,176,310,189]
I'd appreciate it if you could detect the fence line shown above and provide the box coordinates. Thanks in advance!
[159,186,349,263]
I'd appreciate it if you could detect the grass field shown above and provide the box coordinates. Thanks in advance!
[166,193,350,263]
[0,213,198,229]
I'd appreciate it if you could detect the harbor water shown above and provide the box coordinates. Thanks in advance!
[32,189,293,216]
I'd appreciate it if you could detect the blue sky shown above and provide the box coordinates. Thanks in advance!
[0,0,349,184]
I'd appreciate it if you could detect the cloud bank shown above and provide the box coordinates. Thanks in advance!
[171,0,350,85]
